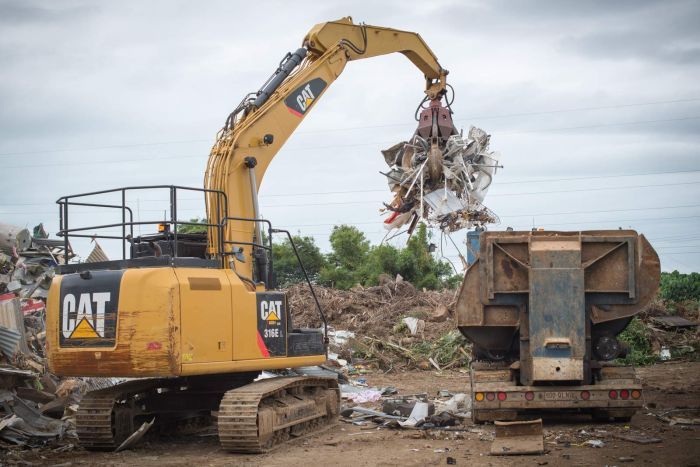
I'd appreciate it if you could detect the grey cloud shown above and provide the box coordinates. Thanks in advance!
[0,0,96,24]
[562,29,700,65]
[557,0,700,64]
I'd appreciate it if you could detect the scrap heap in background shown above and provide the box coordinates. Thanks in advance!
[381,98,500,233]
[0,223,70,299]
[0,223,121,449]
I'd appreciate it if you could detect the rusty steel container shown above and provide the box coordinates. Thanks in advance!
[456,230,660,385]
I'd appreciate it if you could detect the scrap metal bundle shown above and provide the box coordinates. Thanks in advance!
[380,99,500,233]
[0,223,69,299]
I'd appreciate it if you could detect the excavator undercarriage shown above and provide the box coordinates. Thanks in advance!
[76,374,338,453]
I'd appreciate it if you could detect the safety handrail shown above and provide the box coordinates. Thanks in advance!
[56,185,228,264]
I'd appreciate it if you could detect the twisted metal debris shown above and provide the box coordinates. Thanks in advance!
[380,98,500,234]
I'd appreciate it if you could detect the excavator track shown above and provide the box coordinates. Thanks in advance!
[76,379,164,450]
[218,376,339,453]
[76,393,121,450]
[76,374,255,450]
[76,375,338,453]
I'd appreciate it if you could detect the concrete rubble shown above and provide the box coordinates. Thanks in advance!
[380,126,500,234]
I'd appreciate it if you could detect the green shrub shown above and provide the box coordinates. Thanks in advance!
[617,317,657,366]
[659,271,700,303]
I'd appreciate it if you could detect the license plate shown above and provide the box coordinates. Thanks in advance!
[542,391,578,401]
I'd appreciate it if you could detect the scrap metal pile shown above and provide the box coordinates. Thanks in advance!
[0,223,69,299]
[0,223,121,450]
[380,98,500,233]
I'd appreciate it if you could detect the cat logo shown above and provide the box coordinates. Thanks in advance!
[59,270,122,348]
[256,292,287,356]
[62,292,110,339]
[260,299,282,325]
[284,78,327,117]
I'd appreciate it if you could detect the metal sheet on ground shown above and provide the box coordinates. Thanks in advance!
[490,418,544,456]
[115,418,155,452]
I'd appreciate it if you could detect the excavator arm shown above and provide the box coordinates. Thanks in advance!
[205,17,448,283]
[303,18,448,98]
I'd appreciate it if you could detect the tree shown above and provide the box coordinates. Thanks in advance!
[272,235,326,287]
[318,223,456,290]
[659,271,700,303]
[397,223,453,289]
[319,225,370,289]
[176,219,461,291]
[326,225,370,270]
[178,217,207,234]
[360,243,401,285]
[443,272,465,290]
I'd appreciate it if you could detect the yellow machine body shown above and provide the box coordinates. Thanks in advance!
[46,268,324,377]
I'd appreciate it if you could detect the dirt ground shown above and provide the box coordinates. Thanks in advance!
[3,361,699,467]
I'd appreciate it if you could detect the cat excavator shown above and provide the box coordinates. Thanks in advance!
[46,17,453,452]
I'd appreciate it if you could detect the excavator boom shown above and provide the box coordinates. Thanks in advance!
[205,17,448,283]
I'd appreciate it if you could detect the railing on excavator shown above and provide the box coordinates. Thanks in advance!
[56,185,229,264]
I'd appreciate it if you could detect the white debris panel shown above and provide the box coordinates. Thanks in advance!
[380,126,500,233]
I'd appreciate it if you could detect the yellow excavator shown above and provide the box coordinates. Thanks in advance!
[46,17,452,452]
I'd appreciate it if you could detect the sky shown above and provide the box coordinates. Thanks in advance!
[0,0,698,273]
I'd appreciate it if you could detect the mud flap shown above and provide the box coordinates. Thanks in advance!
[490,418,544,456]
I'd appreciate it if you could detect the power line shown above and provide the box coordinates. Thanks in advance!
[258,181,700,207]
[7,211,699,237]
[502,203,700,218]
[496,169,700,186]
[295,97,700,134]
[650,234,700,241]
[3,183,699,214]
[1,99,699,158]
[499,115,700,135]
[267,203,700,228]
[0,139,209,157]
[258,169,700,197]
[490,180,700,198]
[2,154,205,169]
[505,215,700,228]
[3,168,699,208]
[3,114,699,169]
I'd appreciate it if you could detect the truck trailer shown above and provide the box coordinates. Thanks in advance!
[456,229,660,423]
